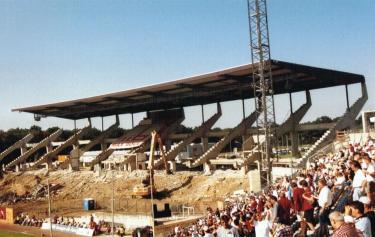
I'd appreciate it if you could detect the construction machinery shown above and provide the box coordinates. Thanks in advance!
[133,131,170,198]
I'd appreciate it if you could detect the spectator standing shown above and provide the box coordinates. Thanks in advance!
[252,212,272,237]
[351,161,367,201]
[291,182,304,217]
[300,180,315,232]
[314,178,332,236]
[277,192,291,225]
[360,196,375,237]
[216,214,239,237]
[349,201,372,237]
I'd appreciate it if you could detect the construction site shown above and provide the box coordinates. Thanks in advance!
[0,1,372,237]
[0,59,368,235]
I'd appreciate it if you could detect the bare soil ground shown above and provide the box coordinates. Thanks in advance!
[0,169,249,217]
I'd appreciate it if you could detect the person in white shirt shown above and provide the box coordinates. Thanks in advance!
[348,201,372,237]
[333,171,346,191]
[351,160,367,201]
[216,214,239,237]
[203,226,214,237]
[314,179,332,227]
[363,155,375,182]
[252,211,272,237]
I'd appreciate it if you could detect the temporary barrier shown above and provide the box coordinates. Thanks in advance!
[41,223,94,237]
[0,207,6,220]
[0,207,14,224]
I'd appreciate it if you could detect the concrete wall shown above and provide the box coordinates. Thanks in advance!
[78,213,153,230]
[272,167,294,181]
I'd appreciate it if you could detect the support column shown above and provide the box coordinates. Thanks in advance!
[165,139,172,151]
[286,134,289,150]
[290,131,300,158]
[100,117,107,151]
[201,137,209,153]
[362,112,369,133]
[131,113,134,128]
[46,142,53,170]
[20,144,28,171]
[94,116,104,176]
[201,105,205,123]
[203,162,211,175]
[248,162,261,193]
[240,165,247,175]
[289,93,300,158]
[70,120,80,171]
[101,142,108,151]
[94,163,102,176]
[168,161,176,173]
[345,85,350,111]
[242,99,246,154]
[20,144,27,155]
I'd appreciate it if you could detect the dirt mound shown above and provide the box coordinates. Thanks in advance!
[0,169,249,216]
[0,173,41,196]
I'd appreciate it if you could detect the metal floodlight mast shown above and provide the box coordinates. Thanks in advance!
[247,0,276,185]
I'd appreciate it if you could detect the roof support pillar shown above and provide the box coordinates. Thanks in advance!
[242,99,246,120]
[288,93,300,158]
[131,113,134,128]
[201,105,205,123]
[345,85,350,111]
[289,93,293,114]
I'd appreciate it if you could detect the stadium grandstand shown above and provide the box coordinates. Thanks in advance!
[0,59,365,185]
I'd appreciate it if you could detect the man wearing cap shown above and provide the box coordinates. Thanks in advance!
[360,196,375,237]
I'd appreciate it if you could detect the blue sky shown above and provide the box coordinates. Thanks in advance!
[0,0,374,130]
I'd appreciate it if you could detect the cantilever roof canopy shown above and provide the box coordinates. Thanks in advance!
[13,60,365,120]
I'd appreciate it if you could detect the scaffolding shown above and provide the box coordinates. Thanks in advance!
[247,0,276,185]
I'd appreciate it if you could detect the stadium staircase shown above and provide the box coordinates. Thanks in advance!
[189,110,258,168]
[5,129,63,170]
[0,133,34,163]
[30,125,91,168]
[153,105,222,168]
[299,83,368,168]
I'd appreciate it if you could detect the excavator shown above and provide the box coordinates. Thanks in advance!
[133,130,171,198]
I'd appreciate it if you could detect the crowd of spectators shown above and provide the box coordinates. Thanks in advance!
[14,212,128,236]
[168,137,375,237]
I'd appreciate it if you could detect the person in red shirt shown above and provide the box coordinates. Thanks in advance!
[277,191,291,225]
[301,180,315,232]
[257,196,265,213]
[291,182,304,214]
[249,196,258,212]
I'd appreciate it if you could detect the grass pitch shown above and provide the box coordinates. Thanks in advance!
[0,230,35,237]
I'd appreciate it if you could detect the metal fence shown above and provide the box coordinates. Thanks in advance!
[23,195,218,219]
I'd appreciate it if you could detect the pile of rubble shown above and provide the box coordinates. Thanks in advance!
[0,183,63,205]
